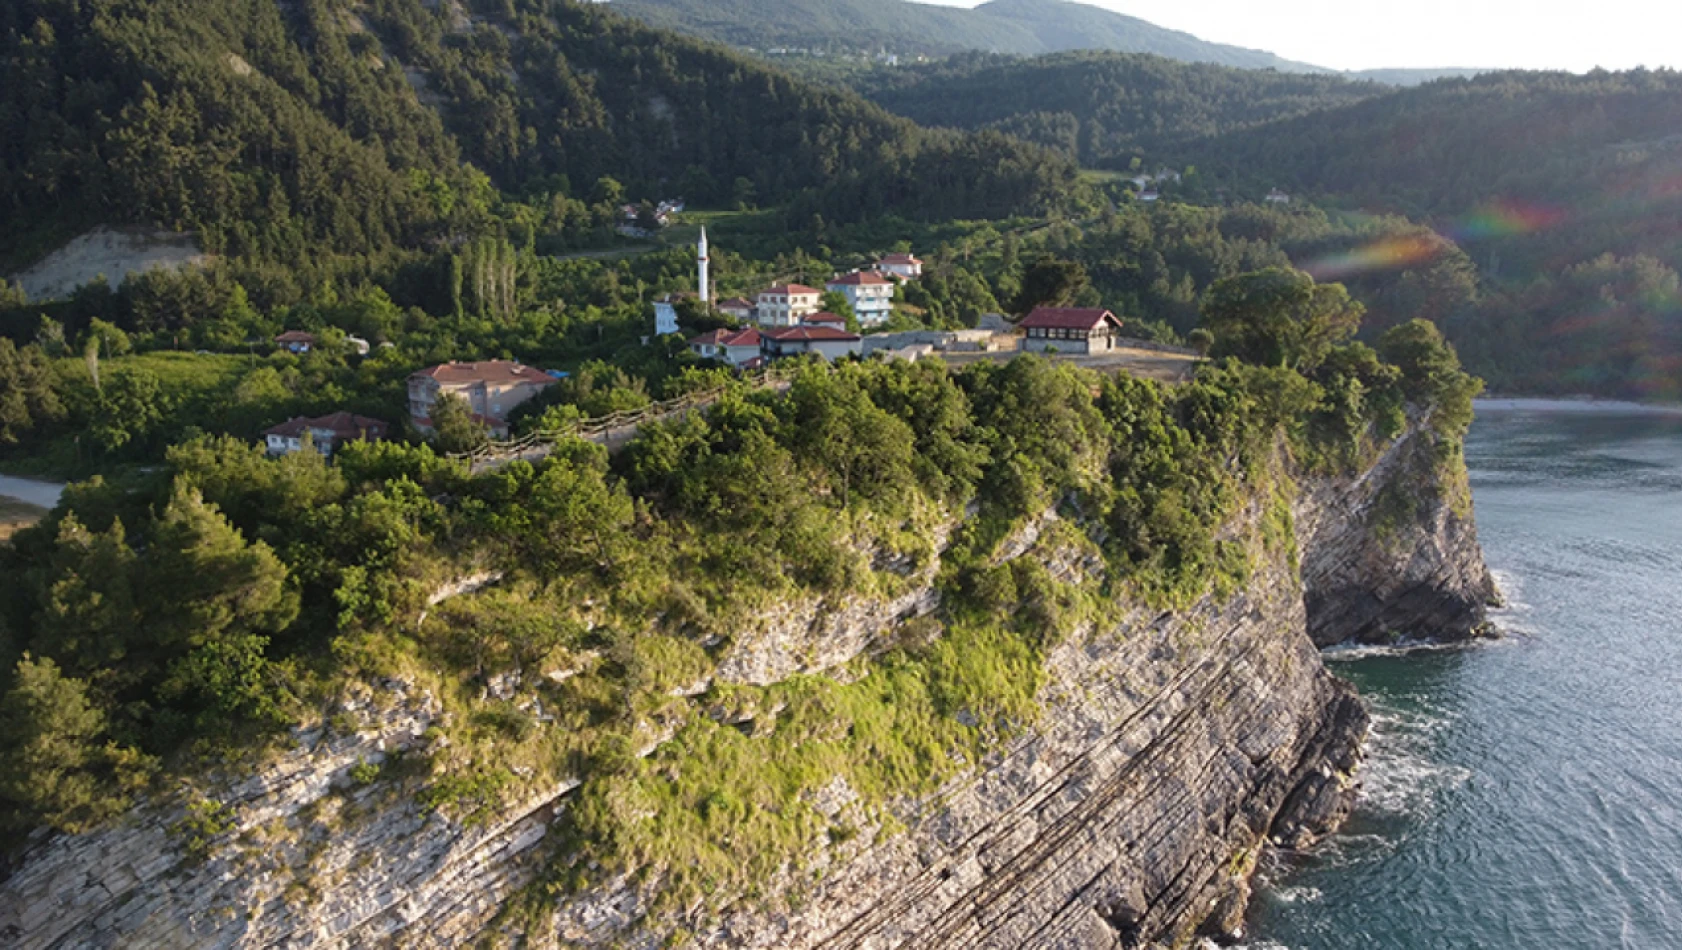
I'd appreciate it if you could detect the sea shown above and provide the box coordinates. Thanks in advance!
[1243,400,1682,949]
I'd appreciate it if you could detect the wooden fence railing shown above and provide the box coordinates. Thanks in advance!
[451,365,795,471]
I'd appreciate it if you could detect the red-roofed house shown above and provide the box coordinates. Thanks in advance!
[275,330,317,354]
[877,252,923,281]
[263,412,388,456]
[689,327,764,367]
[716,297,757,322]
[1018,308,1126,355]
[761,325,862,362]
[825,270,895,325]
[408,360,557,437]
[756,284,822,327]
[802,311,848,328]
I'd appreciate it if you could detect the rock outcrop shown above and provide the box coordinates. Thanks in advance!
[1296,422,1499,647]
[0,422,1491,949]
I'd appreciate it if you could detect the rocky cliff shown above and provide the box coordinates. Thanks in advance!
[1296,421,1499,647]
[0,423,1492,949]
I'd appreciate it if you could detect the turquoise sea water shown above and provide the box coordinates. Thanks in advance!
[1245,402,1682,949]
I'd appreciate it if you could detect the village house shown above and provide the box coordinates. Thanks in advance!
[275,330,316,354]
[716,297,757,322]
[802,311,848,329]
[688,326,764,367]
[263,412,388,457]
[653,293,692,336]
[761,325,862,362]
[756,283,822,327]
[1138,189,1161,203]
[1018,308,1127,355]
[876,252,923,281]
[408,360,556,438]
[825,270,895,326]
[1266,189,1292,204]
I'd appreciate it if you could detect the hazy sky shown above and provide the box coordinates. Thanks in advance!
[922,0,1682,72]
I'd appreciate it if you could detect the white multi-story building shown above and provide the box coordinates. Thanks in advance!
[826,270,895,326]
[756,283,822,327]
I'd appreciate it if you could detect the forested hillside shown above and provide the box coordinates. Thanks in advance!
[608,0,1320,71]
[1186,70,1682,398]
[851,51,1382,168]
[0,0,1082,270]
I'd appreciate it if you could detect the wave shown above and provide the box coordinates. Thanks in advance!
[1199,940,1295,950]
[1320,639,1484,661]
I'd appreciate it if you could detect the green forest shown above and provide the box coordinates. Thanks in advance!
[850,51,1383,169]
[821,57,1682,400]
[0,0,1082,273]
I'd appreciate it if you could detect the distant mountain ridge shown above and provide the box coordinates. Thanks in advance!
[607,0,1325,72]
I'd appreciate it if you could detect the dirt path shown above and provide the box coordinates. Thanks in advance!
[938,346,1201,384]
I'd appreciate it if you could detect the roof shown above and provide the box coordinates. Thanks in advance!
[879,253,922,265]
[264,411,389,441]
[410,360,558,387]
[690,327,763,347]
[716,297,756,310]
[1019,308,1122,331]
[803,312,847,325]
[763,326,861,343]
[275,330,316,343]
[827,271,893,287]
[760,283,821,297]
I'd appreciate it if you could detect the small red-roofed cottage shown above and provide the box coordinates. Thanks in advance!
[264,412,389,456]
[761,325,862,362]
[689,327,764,367]
[408,360,557,437]
[275,330,317,354]
[716,297,757,322]
[756,283,822,327]
[877,252,923,281]
[1018,308,1126,355]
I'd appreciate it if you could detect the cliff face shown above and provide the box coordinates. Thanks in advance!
[1296,423,1499,647]
[0,423,1489,949]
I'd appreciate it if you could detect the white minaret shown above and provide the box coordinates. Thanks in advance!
[697,226,710,305]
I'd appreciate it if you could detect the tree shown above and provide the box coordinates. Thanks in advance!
[429,393,489,454]
[87,369,166,456]
[80,322,132,359]
[1012,256,1090,313]
[820,290,860,334]
[1379,319,1483,433]
[0,339,65,444]
[1200,268,1362,373]
[0,655,152,834]
[732,176,757,211]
